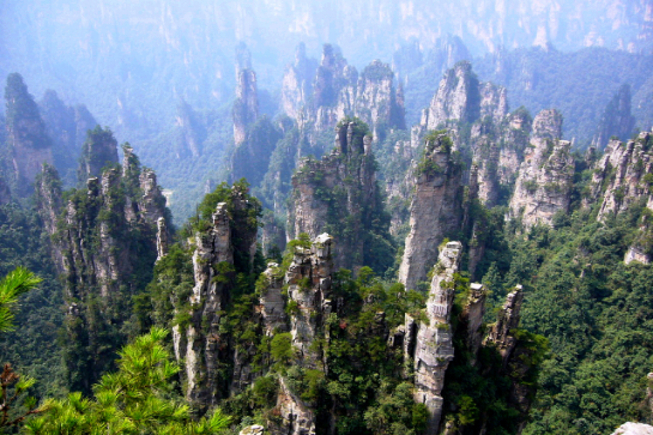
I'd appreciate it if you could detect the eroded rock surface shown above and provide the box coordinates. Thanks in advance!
[404,241,462,435]
[508,109,574,228]
[398,132,463,290]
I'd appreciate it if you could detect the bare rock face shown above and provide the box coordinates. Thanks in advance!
[463,283,487,361]
[356,60,405,135]
[156,217,168,262]
[404,241,462,435]
[422,61,507,132]
[471,108,532,208]
[398,132,464,290]
[240,425,266,435]
[40,90,98,184]
[286,234,334,365]
[259,262,288,335]
[35,148,169,392]
[78,126,120,183]
[289,120,388,271]
[425,61,481,129]
[611,423,653,435]
[269,377,316,435]
[281,43,318,126]
[281,44,404,137]
[5,73,53,197]
[508,109,574,228]
[485,285,524,364]
[174,100,204,158]
[591,132,653,221]
[233,68,259,145]
[313,44,357,131]
[593,84,636,151]
[180,202,235,407]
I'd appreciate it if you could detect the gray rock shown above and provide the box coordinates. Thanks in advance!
[611,423,653,435]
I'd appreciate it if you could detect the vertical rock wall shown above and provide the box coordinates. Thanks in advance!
[404,241,462,435]
[398,132,464,290]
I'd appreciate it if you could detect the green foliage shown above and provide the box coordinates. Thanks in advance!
[0,203,65,399]
[0,267,43,430]
[0,267,42,333]
[270,333,294,368]
[26,328,232,434]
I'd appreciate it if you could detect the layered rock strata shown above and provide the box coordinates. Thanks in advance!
[398,132,464,290]
[5,73,53,197]
[404,241,462,435]
[485,285,524,364]
[289,120,388,270]
[508,109,574,228]
[35,145,168,392]
[281,44,404,136]
[285,233,334,365]
[233,68,259,145]
[591,132,653,221]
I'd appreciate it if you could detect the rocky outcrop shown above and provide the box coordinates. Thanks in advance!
[611,423,653,435]
[269,377,316,435]
[233,68,259,146]
[590,132,653,221]
[156,217,168,262]
[485,285,524,364]
[398,132,464,290]
[259,262,287,336]
[289,120,391,271]
[471,108,532,208]
[404,241,462,435]
[286,233,333,365]
[508,109,574,228]
[35,146,169,393]
[174,99,204,158]
[421,61,507,132]
[180,202,235,406]
[281,45,404,138]
[5,73,53,197]
[312,44,357,131]
[39,89,98,184]
[281,43,318,126]
[356,60,405,136]
[463,283,487,362]
[172,184,260,408]
[593,84,636,151]
[78,126,120,183]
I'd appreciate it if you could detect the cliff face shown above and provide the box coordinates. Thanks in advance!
[398,132,464,291]
[356,60,406,135]
[422,61,507,132]
[172,184,260,408]
[289,120,392,272]
[591,132,653,221]
[5,73,53,197]
[180,202,236,406]
[174,100,204,159]
[593,84,636,150]
[508,109,574,228]
[39,90,98,185]
[404,241,462,434]
[281,44,404,139]
[281,43,318,126]
[35,141,168,393]
[233,68,259,146]
[285,233,333,365]
[78,126,120,183]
